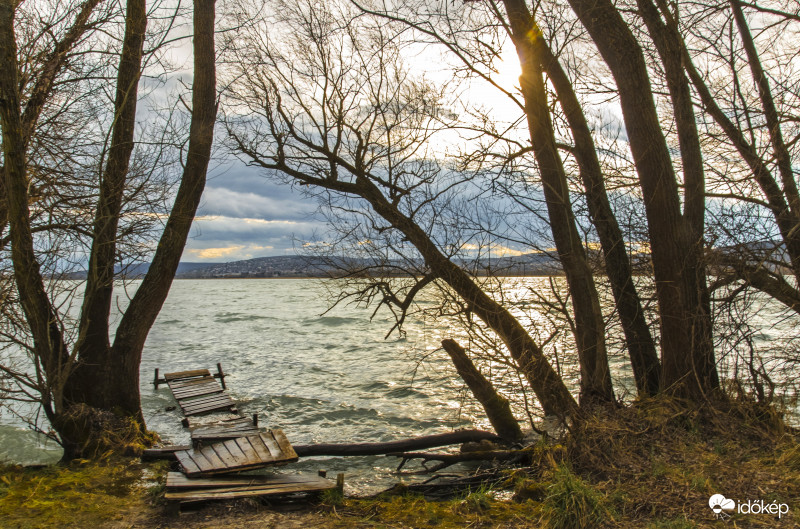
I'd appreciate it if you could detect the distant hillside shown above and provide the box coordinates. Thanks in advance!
[176,255,339,278]
[62,261,223,280]
[176,253,564,278]
[58,252,566,280]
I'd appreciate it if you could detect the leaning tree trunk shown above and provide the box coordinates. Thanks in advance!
[442,339,523,441]
[535,39,661,396]
[502,0,614,405]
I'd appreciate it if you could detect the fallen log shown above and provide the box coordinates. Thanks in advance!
[293,430,502,457]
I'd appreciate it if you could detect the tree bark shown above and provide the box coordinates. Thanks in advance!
[0,0,71,413]
[502,0,614,404]
[441,339,523,441]
[69,0,147,412]
[111,0,217,418]
[537,42,661,396]
[565,0,719,398]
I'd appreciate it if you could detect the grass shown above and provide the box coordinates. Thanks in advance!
[538,463,614,528]
[0,457,166,529]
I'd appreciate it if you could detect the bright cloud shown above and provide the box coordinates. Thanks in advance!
[187,245,246,259]
[460,243,527,257]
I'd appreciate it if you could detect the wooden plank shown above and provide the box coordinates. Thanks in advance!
[192,429,261,442]
[141,445,191,460]
[223,438,249,463]
[166,472,330,489]
[165,479,335,502]
[198,444,226,470]
[170,380,220,393]
[260,431,281,458]
[174,451,201,475]
[183,414,243,429]
[179,393,233,406]
[172,385,218,396]
[180,398,232,412]
[174,429,298,477]
[208,442,237,469]
[272,429,299,459]
[182,403,236,417]
[189,450,215,472]
[235,437,262,467]
[168,377,215,389]
[164,369,211,381]
[168,374,214,385]
[178,391,229,402]
[182,401,236,414]
[167,472,335,489]
[247,434,273,462]
[195,416,252,427]
[198,423,257,434]
[180,396,236,416]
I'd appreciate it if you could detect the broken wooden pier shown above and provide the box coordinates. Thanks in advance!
[152,365,337,512]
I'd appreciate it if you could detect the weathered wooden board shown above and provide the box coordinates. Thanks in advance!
[183,414,244,429]
[175,430,299,477]
[164,369,212,381]
[164,472,335,504]
[141,445,192,460]
[177,393,237,416]
[170,381,224,400]
[191,423,262,442]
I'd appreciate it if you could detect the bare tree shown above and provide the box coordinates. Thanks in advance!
[222,0,578,419]
[0,0,217,459]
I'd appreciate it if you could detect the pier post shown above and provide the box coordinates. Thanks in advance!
[216,362,227,389]
[153,368,160,388]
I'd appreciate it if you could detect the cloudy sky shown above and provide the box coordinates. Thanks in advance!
[182,161,325,263]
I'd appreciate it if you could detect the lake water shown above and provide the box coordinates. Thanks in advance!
[0,278,796,493]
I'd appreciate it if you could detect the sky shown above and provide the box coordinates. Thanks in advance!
[183,162,325,262]
[176,30,529,264]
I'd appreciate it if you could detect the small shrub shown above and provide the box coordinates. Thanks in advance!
[539,464,614,529]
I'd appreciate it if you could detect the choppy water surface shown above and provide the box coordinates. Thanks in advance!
[1,278,796,493]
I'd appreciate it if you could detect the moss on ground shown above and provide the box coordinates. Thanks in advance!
[0,398,797,528]
[0,457,167,529]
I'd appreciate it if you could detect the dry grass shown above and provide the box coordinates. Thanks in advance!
[564,396,799,528]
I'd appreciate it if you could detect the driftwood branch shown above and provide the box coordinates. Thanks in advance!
[390,448,533,472]
[292,429,502,457]
[142,430,503,461]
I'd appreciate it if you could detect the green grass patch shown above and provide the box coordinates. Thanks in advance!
[538,463,614,529]
[0,458,165,529]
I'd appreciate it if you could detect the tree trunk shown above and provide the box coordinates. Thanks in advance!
[502,0,614,405]
[537,41,661,396]
[293,430,503,457]
[356,177,578,416]
[68,0,148,413]
[111,0,217,418]
[566,0,719,398]
[441,339,523,441]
